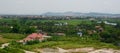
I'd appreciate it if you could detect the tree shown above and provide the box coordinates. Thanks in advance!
[115,23,120,29]
[24,27,36,34]
[100,30,120,43]
[100,31,113,43]
[11,22,20,33]
[100,21,105,28]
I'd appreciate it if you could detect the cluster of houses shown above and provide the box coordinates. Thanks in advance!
[77,25,104,37]
[19,24,104,44]
[97,21,117,26]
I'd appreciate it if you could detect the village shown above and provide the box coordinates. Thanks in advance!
[0,17,119,53]
[0,0,120,53]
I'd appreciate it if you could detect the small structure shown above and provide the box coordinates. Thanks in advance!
[89,18,96,21]
[95,26,104,32]
[97,21,117,26]
[19,33,51,44]
[54,33,66,36]
[87,30,93,35]
[54,23,62,26]
[95,26,101,29]
[63,22,68,25]
[87,30,97,35]
[77,32,83,37]
[54,22,68,26]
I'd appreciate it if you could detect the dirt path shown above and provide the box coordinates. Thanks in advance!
[38,47,94,53]
[24,50,36,53]
[89,48,120,53]
[1,43,120,53]
[0,43,9,49]
[0,43,36,53]
[38,47,120,53]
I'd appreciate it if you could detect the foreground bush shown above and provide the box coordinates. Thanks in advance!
[0,47,25,53]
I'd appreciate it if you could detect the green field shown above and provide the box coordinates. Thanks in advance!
[0,33,119,52]
[11,36,120,51]
[40,19,92,25]
[0,18,120,53]
[0,33,27,45]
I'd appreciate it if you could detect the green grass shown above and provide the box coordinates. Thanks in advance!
[18,36,120,51]
[0,37,11,45]
[0,33,26,45]
[0,33,27,45]
[0,33,27,40]
[0,18,92,26]
[40,19,92,25]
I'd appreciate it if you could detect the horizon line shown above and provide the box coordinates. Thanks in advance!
[0,11,120,15]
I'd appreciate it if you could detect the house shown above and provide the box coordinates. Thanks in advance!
[97,21,117,26]
[89,18,96,21]
[53,33,66,36]
[19,33,51,43]
[87,30,96,35]
[54,23,62,26]
[63,22,68,25]
[54,22,68,26]
[95,26,104,32]
[87,30,93,35]
[77,32,83,37]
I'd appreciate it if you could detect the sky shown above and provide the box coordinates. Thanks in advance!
[0,0,120,15]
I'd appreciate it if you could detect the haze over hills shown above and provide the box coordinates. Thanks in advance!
[42,12,120,17]
[0,12,120,18]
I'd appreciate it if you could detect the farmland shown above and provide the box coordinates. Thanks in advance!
[0,17,120,53]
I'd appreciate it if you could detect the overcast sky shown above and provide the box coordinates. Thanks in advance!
[0,0,120,14]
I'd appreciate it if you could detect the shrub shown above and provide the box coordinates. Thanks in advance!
[26,40,40,45]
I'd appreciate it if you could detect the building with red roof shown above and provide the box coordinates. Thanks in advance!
[20,33,51,43]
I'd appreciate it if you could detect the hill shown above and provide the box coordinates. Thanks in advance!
[42,12,120,17]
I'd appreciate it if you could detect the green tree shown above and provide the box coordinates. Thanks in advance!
[24,27,36,34]
[11,22,20,33]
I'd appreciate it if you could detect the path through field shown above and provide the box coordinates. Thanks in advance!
[38,47,120,53]
[0,43,36,53]
[1,43,120,53]
[0,43,9,49]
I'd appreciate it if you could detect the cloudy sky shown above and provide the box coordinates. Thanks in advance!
[0,0,120,14]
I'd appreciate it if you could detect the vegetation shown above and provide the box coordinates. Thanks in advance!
[0,33,26,45]
[0,33,27,40]
[0,47,25,53]
[0,17,120,52]
[7,36,120,52]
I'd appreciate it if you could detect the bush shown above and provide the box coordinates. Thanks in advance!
[26,40,40,45]
[0,47,25,53]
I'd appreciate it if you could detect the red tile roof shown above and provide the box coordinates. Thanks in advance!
[27,33,43,39]
[23,33,44,41]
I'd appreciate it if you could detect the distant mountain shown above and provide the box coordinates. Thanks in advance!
[42,12,120,17]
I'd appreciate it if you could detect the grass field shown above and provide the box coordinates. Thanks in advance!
[0,19,119,52]
[0,33,118,51]
[0,33,27,45]
[17,36,120,51]
[40,19,92,25]
[0,33,27,40]
[0,18,92,26]
[0,37,11,45]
